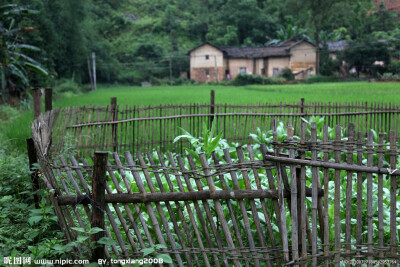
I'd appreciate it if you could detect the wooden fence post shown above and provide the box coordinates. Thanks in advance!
[210,90,215,127]
[45,88,52,112]
[300,98,305,114]
[296,167,303,258]
[299,98,305,133]
[91,151,108,262]
[111,97,118,152]
[26,138,40,209]
[92,52,97,91]
[33,88,42,120]
[87,57,94,91]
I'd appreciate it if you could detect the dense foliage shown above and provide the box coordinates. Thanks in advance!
[1,0,399,88]
[341,41,391,77]
[0,4,48,101]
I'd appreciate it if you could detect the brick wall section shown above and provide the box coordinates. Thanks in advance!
[191,67,226,83]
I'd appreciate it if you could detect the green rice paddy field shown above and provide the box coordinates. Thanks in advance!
[3,81,400,151]
[55,82,400,106]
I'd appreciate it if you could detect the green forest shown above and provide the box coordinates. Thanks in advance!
[2,0,400,99]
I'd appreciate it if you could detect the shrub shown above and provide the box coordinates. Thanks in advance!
[54,78,82,96]
[149,77,165,86]
[232,74,263,85]
[271,77,286,84]
[0,105,20,121]
[380,73,400,80]
[387,61,400,74]
[319,46,340,76]
[173,77,191,85]
[116,70,139,85]
[218,79,232,86]
[305,75,339,84]
[263,77,273,84]
[279,67,294,81]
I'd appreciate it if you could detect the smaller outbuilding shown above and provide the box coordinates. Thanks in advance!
[188,40,317,83]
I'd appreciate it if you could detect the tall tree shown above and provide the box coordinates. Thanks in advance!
[217,0,278,45]
[287,0,345,74]
[16,0,89,80]
[341,41,390,77]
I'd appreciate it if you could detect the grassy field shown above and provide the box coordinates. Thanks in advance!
[54,81,400,107]
[3,81,400,151]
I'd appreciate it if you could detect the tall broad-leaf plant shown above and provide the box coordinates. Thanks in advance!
[0,4,48,102]
[173,117,236,164]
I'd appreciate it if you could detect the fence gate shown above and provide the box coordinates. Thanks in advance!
[31,110,400,266]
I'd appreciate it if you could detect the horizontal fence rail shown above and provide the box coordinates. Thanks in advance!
[31,113,400,265]
[46,97,400,158]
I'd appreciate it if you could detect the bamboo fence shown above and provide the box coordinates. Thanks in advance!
[47,99,400,158]
[31,110,400,266]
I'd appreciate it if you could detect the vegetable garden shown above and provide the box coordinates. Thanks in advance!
[30,94,400,266]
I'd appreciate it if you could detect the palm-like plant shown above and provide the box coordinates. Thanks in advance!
[265,24,311,46]
[0,4,48,101]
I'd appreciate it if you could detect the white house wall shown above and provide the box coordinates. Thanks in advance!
[190,44,225,82]
[190,44,224,68]
[267,57,290,77]
[289,42,317,79]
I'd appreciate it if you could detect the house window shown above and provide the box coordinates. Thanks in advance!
[273,68,280,77]
[240,67,247,74]
[205,55,209,60]
[205,69,209,76]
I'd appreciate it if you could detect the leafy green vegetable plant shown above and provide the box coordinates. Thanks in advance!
[140,244,173,266]
[173,117,235,164]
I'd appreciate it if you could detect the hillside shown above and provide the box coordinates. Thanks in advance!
[4,0,400,86]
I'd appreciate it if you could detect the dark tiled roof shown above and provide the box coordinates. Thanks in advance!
[322,40,391,52]
[322,41,348,52]
[188,40,315,58]
[217,46,290,58]
[217,40,312,58]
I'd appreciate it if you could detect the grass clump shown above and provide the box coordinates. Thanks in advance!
[0,105,21,121]
[305,74,339,83]
[54,78,82,98]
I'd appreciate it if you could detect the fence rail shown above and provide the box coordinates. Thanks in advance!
[47,95,400,158]
[31,111,400,265]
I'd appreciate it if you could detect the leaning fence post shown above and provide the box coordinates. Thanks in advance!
[26,138,40,209]
[33,88,42,120]
[91,151,108,262]
[45,88,52,112]
[110,97,118,152]
[210,90,215,127]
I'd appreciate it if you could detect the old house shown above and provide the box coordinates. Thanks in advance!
[188,40,316,83]
[323,40,348,60]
